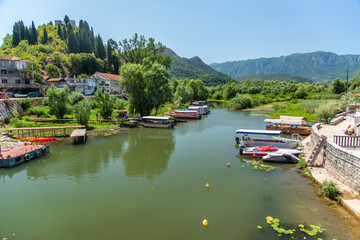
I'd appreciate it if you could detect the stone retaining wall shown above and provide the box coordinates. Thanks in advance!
[311,123,360,191]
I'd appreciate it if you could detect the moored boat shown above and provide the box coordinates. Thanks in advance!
[240,145,301,157]
[169,110,201,120]
[140,116,175,128]
[262,152,300,163]
[264,116,312,136]
[188,106,210,115]
[14,136,57,142]
[0,144,50,168]
[235,129,300,149]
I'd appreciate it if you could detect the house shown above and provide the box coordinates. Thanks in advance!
[46,78,67,88]
[90,72,122,94]
[67,77,97,95]
[0,56,38,91]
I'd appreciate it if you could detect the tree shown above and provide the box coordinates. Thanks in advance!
[67,31,78,53]
[121,58,171,116]
[64,15,70,24]
[41,28,48,44]
[174,80,194,107]
[68,53,104,75]
[45,64,61,78]
[95,89,116,118]
[95,34,106,59]
[119,33,171,68]
[43,84,70,119]
[30,21,37,44]
[69,91,86,106]
[331,78,345,94]
[187,79,209,101]
[73,100,91,125]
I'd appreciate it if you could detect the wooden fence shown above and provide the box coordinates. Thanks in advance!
[334,135,360,147]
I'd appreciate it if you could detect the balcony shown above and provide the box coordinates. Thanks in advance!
[0,83,41,89]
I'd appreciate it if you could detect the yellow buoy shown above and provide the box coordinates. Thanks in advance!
[203,219,208,227]
[206,182,209,188]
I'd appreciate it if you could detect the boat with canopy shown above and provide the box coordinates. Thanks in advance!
[235,129,300,149]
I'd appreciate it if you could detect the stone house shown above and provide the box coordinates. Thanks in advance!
[90,72,122,94]
[0,56,39,91]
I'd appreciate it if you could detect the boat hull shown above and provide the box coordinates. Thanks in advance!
[262,152,300,163]
[169,114,201,120]
[241,138,299,149]
[0,144,50,168]
[141,122,174,128]
[241,146,301,158]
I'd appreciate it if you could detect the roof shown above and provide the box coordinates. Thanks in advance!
[47,78,67,82]
[0,56,27,62]
[264,116,307,125]
[236,129,281,135]
[96,72,123,82]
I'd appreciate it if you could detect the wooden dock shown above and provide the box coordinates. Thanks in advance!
[70,129,87,143]
[0,125,85,138]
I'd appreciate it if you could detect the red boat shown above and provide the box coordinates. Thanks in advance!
[240,145,301,157]
[14,136,57,142]
[169,110,201,120]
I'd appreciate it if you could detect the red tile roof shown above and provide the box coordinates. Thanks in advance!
[0,56,9,60]
[98,72,123,81]
[47,78,66,82]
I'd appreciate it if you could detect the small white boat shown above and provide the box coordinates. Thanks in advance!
[140,116,175,128]
[240,145,301,157]
[188,106,210,115]
[262,152,300,163]
[235,129,301,149]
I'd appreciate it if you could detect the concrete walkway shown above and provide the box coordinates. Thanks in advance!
[301,135,360,218]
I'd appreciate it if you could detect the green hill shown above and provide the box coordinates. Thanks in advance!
[210,51,360,82]
[235,73,312,83]
[163,48,235,86]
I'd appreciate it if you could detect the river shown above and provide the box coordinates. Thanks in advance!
[0,108,357,239]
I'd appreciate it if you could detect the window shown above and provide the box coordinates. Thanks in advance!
[15,79,21,84]
[0,61,5,67]
[2,79,8,83]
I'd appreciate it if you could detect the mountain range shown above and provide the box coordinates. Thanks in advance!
[210,51,360,82]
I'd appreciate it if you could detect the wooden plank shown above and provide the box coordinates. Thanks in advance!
[0,125,85,131]
[70,129,86,138]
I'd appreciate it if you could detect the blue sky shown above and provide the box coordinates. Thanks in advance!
[0,0,359,64]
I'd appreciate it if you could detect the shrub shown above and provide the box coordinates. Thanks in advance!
[321,180,340,201]
[20,98,31,110]
[27,106,46,116]
[297,157,307,169]
[114,98,128,110]
[315,102,339,120]
[73,100,91,125]
[10,118,24,128]
[69,92,86,106]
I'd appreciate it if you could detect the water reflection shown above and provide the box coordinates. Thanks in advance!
[122,129,175,179]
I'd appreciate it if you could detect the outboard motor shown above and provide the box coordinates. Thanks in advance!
[235,137,240,144]
[239,141,247,155]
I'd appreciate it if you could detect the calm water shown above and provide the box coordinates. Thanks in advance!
[0,109,354,239]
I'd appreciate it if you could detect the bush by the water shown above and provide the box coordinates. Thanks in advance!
[227,94,254,110]
[320,180,340,201]
[315,102,343,120]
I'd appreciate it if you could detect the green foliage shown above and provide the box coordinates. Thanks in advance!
[235,73,313,83]
[321,180,341,201]
[121,58,171,116]
[43,84,70,119]
[27,106,47,116]
[227,94,254,110]
[73,100,91,125]
[20,98,31,110]
[67,53,104,75]
[331,78,346,94]
[173,80,194,107]
[69,91,86,106]
[315,102,342,120]
[95,89,116,118]
[45,64,61,78]
[114,98,128,110]
[297,157,307,169]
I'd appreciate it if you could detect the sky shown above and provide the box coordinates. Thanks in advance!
[0,0,360,64]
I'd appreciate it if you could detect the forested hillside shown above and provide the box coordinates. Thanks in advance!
[163,48,234,86]
[210,51,360,82]
[0,16,233,86]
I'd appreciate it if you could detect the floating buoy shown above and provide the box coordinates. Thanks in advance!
[203,219,208,227]
[227,163,230,168]
[158,132,160,135]
[206,182,209,188]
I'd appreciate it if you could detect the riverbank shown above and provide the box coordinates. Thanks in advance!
[301,135,360,220]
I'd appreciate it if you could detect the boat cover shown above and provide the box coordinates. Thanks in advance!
[236,129,281,135]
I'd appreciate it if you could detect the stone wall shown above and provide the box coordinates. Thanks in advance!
[311,124,360,191]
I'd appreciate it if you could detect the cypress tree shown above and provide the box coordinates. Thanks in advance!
[106,40,113,72]
[64,15,70,24]
[30,21,37,44]
[67,31,79,53]
[12,24,20,46]
[41,28,48,44]
[25,26,31,43]
[95,34,105,59]
[57,26,63,40]
[19,21,25,40]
